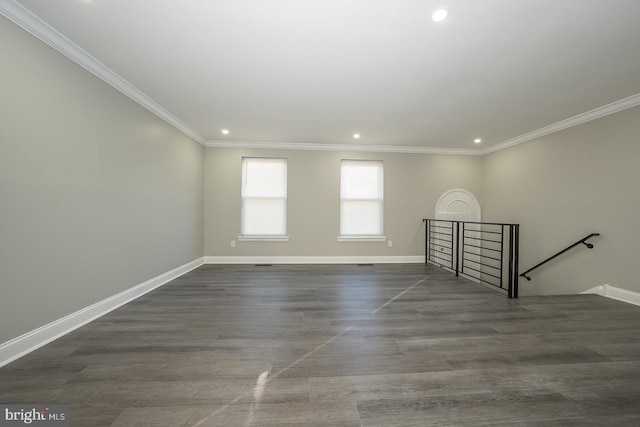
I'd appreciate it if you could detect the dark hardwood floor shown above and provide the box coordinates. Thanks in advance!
[2,264,640,426]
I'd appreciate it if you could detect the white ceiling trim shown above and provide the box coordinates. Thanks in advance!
[0,0,206,146]
[3,0,639,155]
[206,140,483,156]
[210,91,640,155]
[482,92,640,155]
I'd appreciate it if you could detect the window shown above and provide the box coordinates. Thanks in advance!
[340,160,384,238]
[241,157,288,238]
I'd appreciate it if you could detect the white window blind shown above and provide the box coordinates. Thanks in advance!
[340,160,384,236]
[241,157,287,236]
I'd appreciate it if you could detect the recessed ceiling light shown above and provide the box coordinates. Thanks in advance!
[221,129,230,135]
[353,133,361,139]
[474,138,482,144]
[431,8,449,23]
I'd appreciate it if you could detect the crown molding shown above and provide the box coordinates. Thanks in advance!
[208,92,640,155]
[3,0,639,155]
[481,92,640,155]
[206,140,484,155]
[0,0,206,146]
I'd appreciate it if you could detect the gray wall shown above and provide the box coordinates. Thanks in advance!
[0,17,204,343]
[3,8,638,347]
[482,105,640,295]
[204,147,482,257]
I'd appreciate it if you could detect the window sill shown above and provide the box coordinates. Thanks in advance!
[337,236,387,242]
[238,235,290,242]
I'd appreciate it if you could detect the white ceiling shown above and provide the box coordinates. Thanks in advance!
[5,0,640,152]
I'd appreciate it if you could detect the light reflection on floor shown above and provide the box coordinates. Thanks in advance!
[192,276,428,426]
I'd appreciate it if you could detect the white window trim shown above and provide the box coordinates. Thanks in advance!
[238,235,291,242]
[337,235,387,242]
[339,159,384,239]
[240,157,288,238]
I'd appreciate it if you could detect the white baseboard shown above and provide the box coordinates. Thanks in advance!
[204,255,424,264]
[0,257,205,368]
[581,284,640,307]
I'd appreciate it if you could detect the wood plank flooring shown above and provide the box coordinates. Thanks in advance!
[2,263,640,426]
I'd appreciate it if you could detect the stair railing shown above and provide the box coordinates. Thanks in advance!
[520,233,600,281]
[423,219,520,298]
